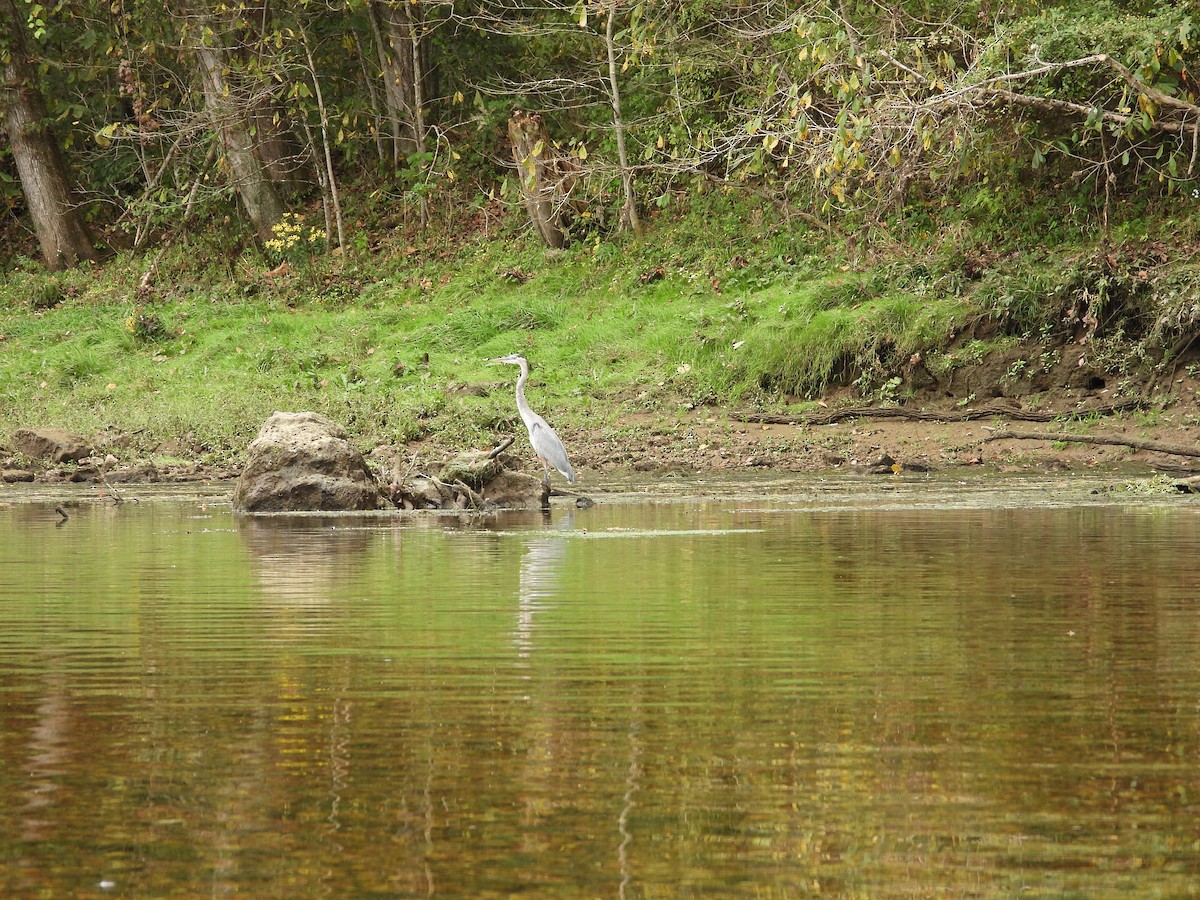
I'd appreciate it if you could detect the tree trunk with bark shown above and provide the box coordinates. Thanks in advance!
[236,0,305,194]
[604,0,641,237]
[1,0,98,270]
[509,109,577,249]
[188,5,285,243]
[368,0,435,166]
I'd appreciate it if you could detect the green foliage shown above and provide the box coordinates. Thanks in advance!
[54,346,109,385]
[989,2,1200,191]
[4,272,66,310]
[6,0,1200,268]
[124,307,167,341]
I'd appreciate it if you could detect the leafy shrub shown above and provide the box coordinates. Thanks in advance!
[124,307,167,341]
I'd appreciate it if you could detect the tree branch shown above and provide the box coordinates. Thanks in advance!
[878,50,1200,136]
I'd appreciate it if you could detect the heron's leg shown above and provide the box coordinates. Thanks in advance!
[537,456,551,487]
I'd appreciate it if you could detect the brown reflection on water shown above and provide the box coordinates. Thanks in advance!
[18,668,70,845]
[0,493,1199,896]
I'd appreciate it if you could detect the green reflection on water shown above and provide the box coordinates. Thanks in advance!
[1,483,1199,897]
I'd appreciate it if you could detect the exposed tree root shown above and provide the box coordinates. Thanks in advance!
[983,429,1200,459]
[738,400,1144,427]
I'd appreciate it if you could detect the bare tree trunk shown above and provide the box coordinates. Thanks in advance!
[237,0,304,194]
[407,3,429,229]
[364,5,403,165]
[509,109,576,248]
[1,0,98,270]
[369,1,435,165]
[246,100,302,193]
[187,5,285,243]
[604,0,641,237]
[368,1,412,164]
[300,25,345,249]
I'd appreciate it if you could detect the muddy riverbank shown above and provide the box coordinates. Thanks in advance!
[5,393,1199,490]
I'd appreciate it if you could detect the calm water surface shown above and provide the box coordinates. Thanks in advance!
[2,476,1199,897]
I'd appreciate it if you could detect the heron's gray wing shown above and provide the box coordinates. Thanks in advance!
[529,419,576,483]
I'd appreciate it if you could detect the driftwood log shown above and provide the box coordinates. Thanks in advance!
[387,444,549,510]
[508,109,578,249]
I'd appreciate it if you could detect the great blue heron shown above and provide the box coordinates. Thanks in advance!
[492,353,577,486]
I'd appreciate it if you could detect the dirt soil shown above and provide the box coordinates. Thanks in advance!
[576,400,1200,481]
[572,361,1200,480]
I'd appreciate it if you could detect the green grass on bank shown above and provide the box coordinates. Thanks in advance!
[2,195,1198,463]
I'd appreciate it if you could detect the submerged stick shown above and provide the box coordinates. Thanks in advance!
[98,455,127,504]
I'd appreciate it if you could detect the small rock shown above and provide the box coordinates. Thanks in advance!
[862,454,898,475]
[106,461,160,484]
[405,476,450,508]
[12,428,93,463]
[1174,474,1200,494]
[94,428,132,449]
[481,470,548,509]
[1,469,35,483]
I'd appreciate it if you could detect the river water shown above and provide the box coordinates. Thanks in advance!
[1,476,1198,897]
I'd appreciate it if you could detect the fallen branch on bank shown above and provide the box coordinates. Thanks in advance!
[983,429,1200,459]
[737,400,1143,427]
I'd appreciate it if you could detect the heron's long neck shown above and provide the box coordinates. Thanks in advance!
[514,361,535,422]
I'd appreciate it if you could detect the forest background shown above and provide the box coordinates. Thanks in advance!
[2,0,1200,477]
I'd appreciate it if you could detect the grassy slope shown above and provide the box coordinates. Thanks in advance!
[2,193,1198,467]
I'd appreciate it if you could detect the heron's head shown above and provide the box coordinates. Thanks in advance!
[490,353,527,366]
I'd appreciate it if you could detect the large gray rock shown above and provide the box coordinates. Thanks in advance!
[12,428,92,463]
[232,412,384,513]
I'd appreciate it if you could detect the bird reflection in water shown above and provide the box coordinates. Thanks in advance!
[513,510,573,660]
